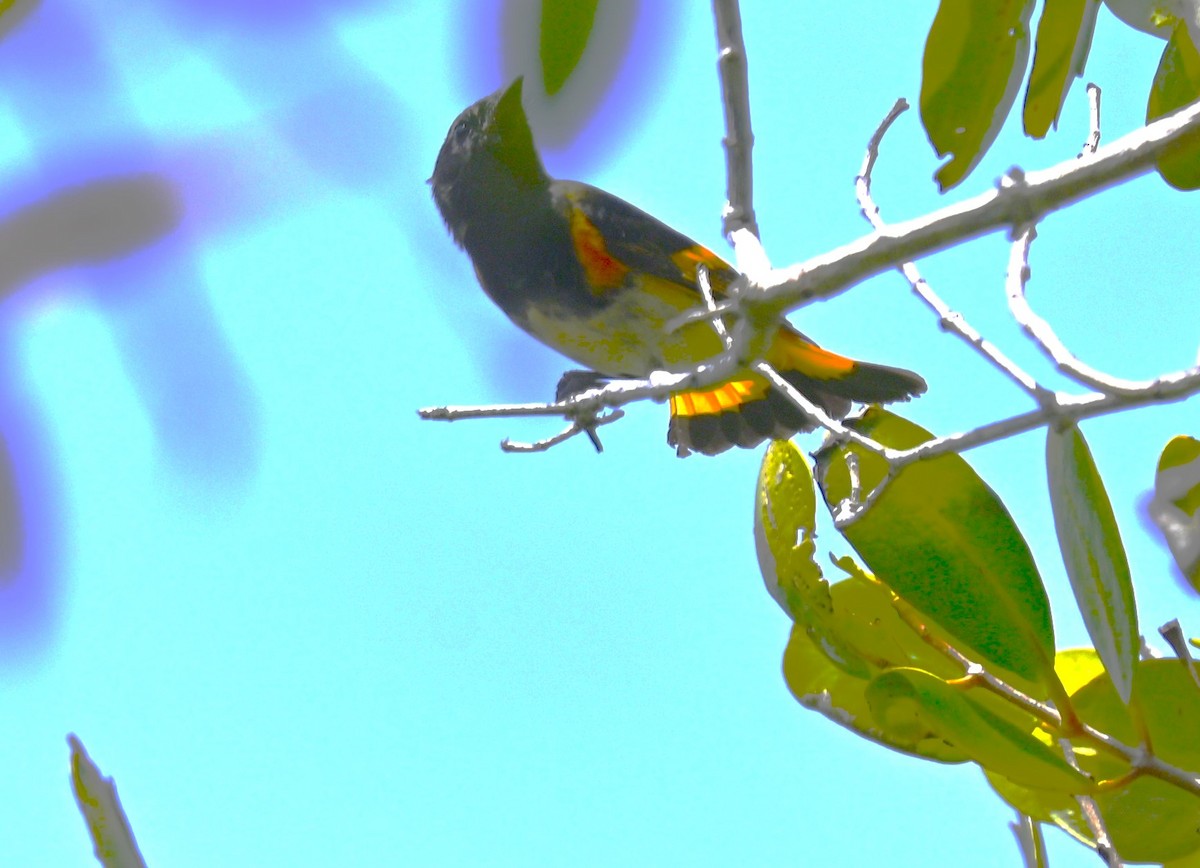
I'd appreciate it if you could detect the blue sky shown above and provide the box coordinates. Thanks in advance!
[1,2,1198,865]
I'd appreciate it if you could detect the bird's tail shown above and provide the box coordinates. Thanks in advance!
[667,329,926,457]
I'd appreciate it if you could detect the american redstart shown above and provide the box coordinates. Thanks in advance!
[431,78,926,456]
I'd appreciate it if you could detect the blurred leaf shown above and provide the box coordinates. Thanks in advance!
[1023,0,1099,137]
[866,668,1091,792]
[755,442,869,676]
[1068,659,1200,863]
[1149,20,1200,189]
[816,408,1056,690]
[1149,435,1200,590]
[921,0,1036,189]
[1103,0,1179,38]
[539,0,599,95]
[1046,423,1139,704]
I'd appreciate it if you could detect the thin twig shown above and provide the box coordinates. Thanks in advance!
[1060,738,1123,866]
[501,409,624,453]
[753,95,1200,319]
[1006,226,1161,396]
[696,264,732,350]
[1081,83,1102,157]
[855,99,1049,400]
[1158,619,1200,692]
[889,597,1200,798]
[1011,812,1049,868]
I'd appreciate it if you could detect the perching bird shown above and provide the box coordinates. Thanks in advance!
[430,78,926,456]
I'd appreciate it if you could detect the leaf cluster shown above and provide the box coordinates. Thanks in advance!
[755,413,1200,864]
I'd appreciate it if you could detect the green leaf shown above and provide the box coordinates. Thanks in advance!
[1046,423,1139,705]
[539,0,599,96]
[921,0,1036,189]
[815,408,1056,690]
[866,668,1091,792]
[1148,20,1200,190]
[1067,659,1200,863]
[781,575,970,764]
[1150,435,1200,591]
[755,442,868,677]
[1023,0,1099,138]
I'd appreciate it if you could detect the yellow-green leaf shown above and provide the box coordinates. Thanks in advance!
[1023,0,1099,137]
[866,668,1091,792]
[1148,20,1200,189]
[815,409,1056,690]
[921,0,1036,189]
[1067,659,1200,863]
[755,442,869,677]
[1046,423,1139,704]
[781,586,970,764]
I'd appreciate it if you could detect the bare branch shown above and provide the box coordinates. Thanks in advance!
[889,596,1200,799]
[1060,737,1123,867]
[1082,83,1102,157]
[855,99,1049,400]
[501,409,624,454]
[754,95,1200,319]
[1006,226,1168,395]
[711,0,758,245]
[1158,619,1200,692]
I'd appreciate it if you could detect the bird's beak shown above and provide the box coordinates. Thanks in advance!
[497,76,524,112]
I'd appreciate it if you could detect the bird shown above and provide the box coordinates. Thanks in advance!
[429,77,926,456]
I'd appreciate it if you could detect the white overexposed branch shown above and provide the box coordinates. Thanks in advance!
[1005,225,1168,396]
[754,93,1200,319]
[711,0,758,245]
[1081,83,1102,156]
[855,99,1050,401]
[1059,737,1122,867]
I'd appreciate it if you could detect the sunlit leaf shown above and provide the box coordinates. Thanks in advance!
[1046,423,1138,704]
[815,409,1056,690]
[1067,659,1200,863]
[539,0,599,95]
[1148,20,1200,189]
[781,575,969,763]
[921,0,1036,189]
[1023,0,1099,137]
[866,668,1091,792]
[755,442,869,677]
[1054,647,1106,696]
[1149,435,1200,590]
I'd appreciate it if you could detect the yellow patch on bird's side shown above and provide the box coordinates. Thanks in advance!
[768,331,858,380]
[670,378,767,417]
[522,273,731,377]
[568,208,628,291]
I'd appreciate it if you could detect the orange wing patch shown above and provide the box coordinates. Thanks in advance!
[568,208,628,291]
[669,377,769,417]
[670,244,734,292]
[768,330,858,380]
